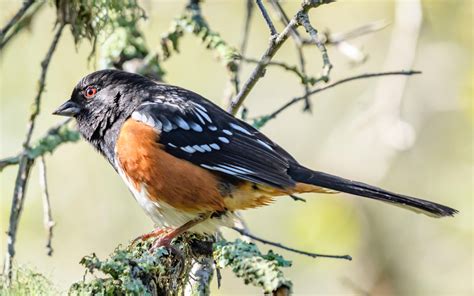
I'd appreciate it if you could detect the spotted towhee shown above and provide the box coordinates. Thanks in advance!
[53,70,457,247]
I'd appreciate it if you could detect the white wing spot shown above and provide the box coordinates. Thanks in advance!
[192,145,205,153]
[132,112,162,130]
[209,143,220,150]
[223,129,233,135]
[160,116,173,132]
[218,137,230,144]
[200,164,238,175]
[192,110,205,124]
[257,139,273,151]
[208,126,218,131]
[195,108,212,123]
[201,144,212,152]
[189,122,203,132]
[229,123,252,135]
[181,146,195,153]
[174,116,190,130]
[217,164,252,174]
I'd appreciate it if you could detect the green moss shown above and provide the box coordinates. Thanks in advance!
[26,125,80,160]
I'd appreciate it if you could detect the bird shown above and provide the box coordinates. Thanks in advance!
[53,69,457,248]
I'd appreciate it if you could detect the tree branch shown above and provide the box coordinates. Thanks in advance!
[38,156,55,257]
[228,0,334,115]
[297,10,332,82]
[256,0,277,36]
[2,23,65,283]
[239,56,318,86]
[268,0,313,110]
[253,70,421,128]
[0,0,35,47]
[0,119,79,172]
[232,227,352,261]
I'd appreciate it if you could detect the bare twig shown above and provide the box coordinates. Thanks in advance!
[39,156,55,256]
[268,0,303,45]
[326,20,389,44]
[240,0,254,59]
[297,11,332,82]
[0,0,35,47]
[228,17,296,114]
[256,0,277,36]
[228,0,334,114]
[224,0,254,105]
[240,56,318,86]
[232,227,352,261]
[2,23,65,282]
[268,0,312,110]
[253,70,421,128]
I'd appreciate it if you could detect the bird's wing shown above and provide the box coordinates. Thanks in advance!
[130,85,296,188]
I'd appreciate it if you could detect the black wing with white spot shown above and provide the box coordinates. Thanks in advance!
[131,85,297,188]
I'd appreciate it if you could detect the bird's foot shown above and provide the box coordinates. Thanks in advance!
[149,228,180,251]
[131,227,171,246]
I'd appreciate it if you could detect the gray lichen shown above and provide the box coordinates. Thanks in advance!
[69,236,292,295]
[214,239,293,294]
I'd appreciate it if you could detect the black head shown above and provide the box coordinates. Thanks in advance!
[54,70,155,163]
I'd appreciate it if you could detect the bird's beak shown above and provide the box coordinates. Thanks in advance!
[53,100,82,117]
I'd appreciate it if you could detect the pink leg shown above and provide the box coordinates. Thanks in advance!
[131,227,170,245]
[150,214,211,250]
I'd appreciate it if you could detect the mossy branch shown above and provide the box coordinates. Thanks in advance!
[160,1,239,75]
[214,240,292,294]
[68,236,292,295]
[0,121,80,172]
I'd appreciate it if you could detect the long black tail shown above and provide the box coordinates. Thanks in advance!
[288,164,458,217]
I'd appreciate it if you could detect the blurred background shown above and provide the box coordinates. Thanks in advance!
[1,0,472,294]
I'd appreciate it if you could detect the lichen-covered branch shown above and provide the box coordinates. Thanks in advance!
[160,1,239,78]
[69,235,291,295]
[55,0,145,56]
[214,239,292,294]
[0,120,80,172]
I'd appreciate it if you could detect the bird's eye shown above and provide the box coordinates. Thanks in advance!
[83,86,97,99]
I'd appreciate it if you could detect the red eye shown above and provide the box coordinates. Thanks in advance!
[84,86,97,99]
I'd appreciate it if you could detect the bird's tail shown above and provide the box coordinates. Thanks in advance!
[288,164,458,218]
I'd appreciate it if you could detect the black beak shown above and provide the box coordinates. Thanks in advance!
[53,100,82,117]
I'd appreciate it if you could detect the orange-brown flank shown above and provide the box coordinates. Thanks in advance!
[116,119,226,213]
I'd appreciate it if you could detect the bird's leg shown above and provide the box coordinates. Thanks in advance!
[131,228,170,245]
[150,213,211,250]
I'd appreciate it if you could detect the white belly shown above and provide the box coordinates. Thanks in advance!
[116,163,234,234]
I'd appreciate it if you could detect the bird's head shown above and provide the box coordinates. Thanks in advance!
[53,69,153,160]
[54,70,153,139]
